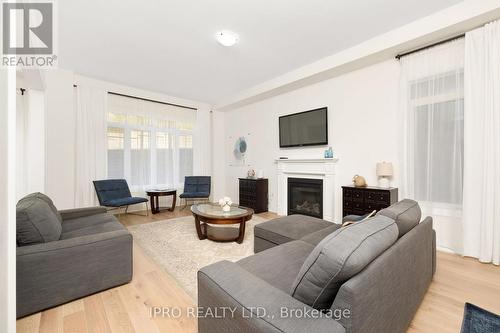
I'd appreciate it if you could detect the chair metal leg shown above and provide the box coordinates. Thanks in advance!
[181,198,188,210]
[180,198,209,210]
[123,203,149,216]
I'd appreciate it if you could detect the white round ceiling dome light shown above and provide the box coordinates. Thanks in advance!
[215,30,239,47]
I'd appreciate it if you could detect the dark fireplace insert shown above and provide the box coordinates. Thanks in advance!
[287,178,323,219]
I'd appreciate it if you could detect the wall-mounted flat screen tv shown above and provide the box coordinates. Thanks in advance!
[279,107,328,148]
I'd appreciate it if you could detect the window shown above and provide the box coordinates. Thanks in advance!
[400,39,465,214]
[156,132,173,185]
[410,71,464,206]
[130,130,151,186]
[106,94,195,191]
[107,127,124,179]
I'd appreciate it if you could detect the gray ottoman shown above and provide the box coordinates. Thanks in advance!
[254,214,334,253]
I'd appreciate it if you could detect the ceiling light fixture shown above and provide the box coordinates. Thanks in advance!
[215,30,239,47]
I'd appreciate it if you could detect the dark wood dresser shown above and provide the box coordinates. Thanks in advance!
[342,185,398,217]
[239,178,268,213]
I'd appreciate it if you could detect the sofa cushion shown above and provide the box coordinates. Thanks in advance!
[61,213,120,234]
[290,215,398,310]
[254,215,333,246]
[16,193,63,246]
[93,179,132,206]
[254,236,280,253]
[300,224,341,246]
[103,196,148,207]
[179,191,210,199]
[19,192,62,223]
[182,176,211,196]
[238,240,315,293]
[60,220,124,239]
[377,199,421,238]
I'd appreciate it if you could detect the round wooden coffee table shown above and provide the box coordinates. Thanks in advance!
[191,203,254,244]
[146,189,177,214]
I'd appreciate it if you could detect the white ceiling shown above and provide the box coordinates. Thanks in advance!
[59,0,462,104]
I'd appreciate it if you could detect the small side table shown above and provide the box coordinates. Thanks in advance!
[146,189,177,214]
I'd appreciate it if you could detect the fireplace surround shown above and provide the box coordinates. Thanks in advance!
[276,158,339,222]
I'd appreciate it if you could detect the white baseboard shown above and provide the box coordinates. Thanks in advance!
[436,246,457,254]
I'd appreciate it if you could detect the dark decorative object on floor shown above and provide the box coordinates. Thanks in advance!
[461,303,500,333]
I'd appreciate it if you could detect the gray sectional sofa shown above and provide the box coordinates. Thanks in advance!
[198,199,436,333]
[16,193,133,318]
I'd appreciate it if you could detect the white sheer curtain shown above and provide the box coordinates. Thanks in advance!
[16,88,28,198]
[16,89,45,199]
[399,39,465,217]
[463,20,500,265]
[193,108,212,176]
[74,86,108,207]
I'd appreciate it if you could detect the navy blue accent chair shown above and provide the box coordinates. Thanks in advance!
[93,179,148,215]
[179,176,211,208]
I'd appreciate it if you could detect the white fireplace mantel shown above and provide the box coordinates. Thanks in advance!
[275,158,339,222]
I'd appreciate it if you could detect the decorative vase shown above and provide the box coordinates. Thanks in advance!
[327,147,334,158]
[324,147,334,158]
[247,169,256,178]
[352,174,367,187]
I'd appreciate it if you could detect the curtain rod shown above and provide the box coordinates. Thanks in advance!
[395,34,465,60]
[72,84,198,111]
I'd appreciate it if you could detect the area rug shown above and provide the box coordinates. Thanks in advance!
[128,215,268,300]
[461,303,500,333]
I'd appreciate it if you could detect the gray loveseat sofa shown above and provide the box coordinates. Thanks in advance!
[198,199,436,333]
[16,193,133,318]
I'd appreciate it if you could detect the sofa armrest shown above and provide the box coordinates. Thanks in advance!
[59,206,107,221]
[331,217,435,333]
[198,260,346,333]
[17,230,132,317]
[17,229,130,256]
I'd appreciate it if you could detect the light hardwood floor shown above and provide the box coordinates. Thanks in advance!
[17,209,500,333]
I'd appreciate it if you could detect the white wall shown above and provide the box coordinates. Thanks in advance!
[219,59,401,213]
[211,110,226,201]
[217,58,461,252]
[1,68,16,333]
